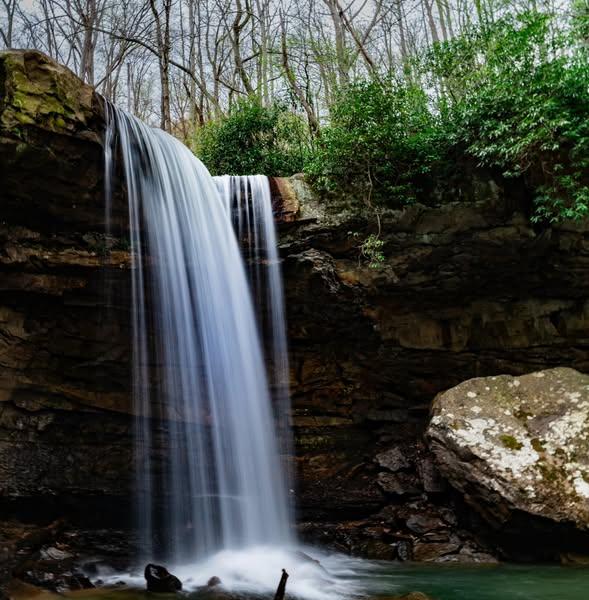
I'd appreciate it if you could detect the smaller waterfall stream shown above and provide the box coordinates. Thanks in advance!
[214,175,292,461]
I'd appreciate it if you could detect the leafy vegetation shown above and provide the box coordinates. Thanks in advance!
[192,9,589,224]
[306,10,589,222]
[431,12,589,222]
[305,80,448,207]
[195,98,309,177]
[359,233,385,269]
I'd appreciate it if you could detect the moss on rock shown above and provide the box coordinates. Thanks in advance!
[0,49,99,137]
[500,434,523,451]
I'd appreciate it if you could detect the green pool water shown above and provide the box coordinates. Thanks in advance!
[352,562,589,599]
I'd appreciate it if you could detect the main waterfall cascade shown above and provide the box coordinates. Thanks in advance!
[104,107,292,562]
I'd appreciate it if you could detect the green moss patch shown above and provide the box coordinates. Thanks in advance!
[500,434,523,451]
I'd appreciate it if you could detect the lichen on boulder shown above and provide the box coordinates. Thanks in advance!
[427,367,589,531]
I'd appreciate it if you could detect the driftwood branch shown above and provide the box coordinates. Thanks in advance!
[273,568,289,600]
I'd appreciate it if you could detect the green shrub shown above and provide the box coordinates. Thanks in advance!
[305,79,450,208]
[307,11,589,223]
[195,98,309,176]
[426,11,589,222]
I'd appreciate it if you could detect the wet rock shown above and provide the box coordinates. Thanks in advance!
[144,564,182,593]
[455,543,499,564]
[412,541,461,562]
[39,547,72,561]
[377,472,421,496]
[417,456,446,493]
[560,552,589,565]
[405,514,445,535]
[375,447,410,472]
[55,573,94,593]
[354,540,397,561]
[396,540,413,562]
[207,576,221,586]
[20,568,94,593]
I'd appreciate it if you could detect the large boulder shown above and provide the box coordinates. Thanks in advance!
[427,368,589,556]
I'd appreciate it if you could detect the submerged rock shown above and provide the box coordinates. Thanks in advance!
[144,563,182,593]
[427,368,589,539]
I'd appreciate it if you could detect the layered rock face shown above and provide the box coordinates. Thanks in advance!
[1,50,589,586]
[0,51,135,587]
[0,50,132,501]
[282,191,589,560]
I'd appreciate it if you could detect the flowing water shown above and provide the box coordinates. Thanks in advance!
[106,108,291,565]
[213,175,292,460]
[36,559,589,600]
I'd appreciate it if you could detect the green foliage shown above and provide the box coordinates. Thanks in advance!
[305,10,589,223]
[306,79,449,207]
[360,233,385,268]
[572,0,589,42]
[350,231,386,268]
[432,11,589,222]
[195,98,309,176]
[191,11,589,223]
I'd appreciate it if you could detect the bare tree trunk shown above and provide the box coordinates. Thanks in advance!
[323,0,349,86]
[231,0,255,94]
[80,0,99,84]
[396,0,408,62]
[0,0,18,47]
[435,0,449,42]
[280,15,319,134]
[424,0,440,45]
[333,0,376,73]
[149,0,172,131]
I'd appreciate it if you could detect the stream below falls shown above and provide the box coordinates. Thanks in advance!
[20,557,589,600]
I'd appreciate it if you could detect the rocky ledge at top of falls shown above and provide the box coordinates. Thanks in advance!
[427,368,589,558]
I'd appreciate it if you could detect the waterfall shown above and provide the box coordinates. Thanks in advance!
[213,176,292,461]
[104,107,292,564]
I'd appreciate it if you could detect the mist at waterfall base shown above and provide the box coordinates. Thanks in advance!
[104,107,359,599]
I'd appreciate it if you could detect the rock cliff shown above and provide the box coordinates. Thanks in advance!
[1,50,589,588]
[281,186,589,560]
